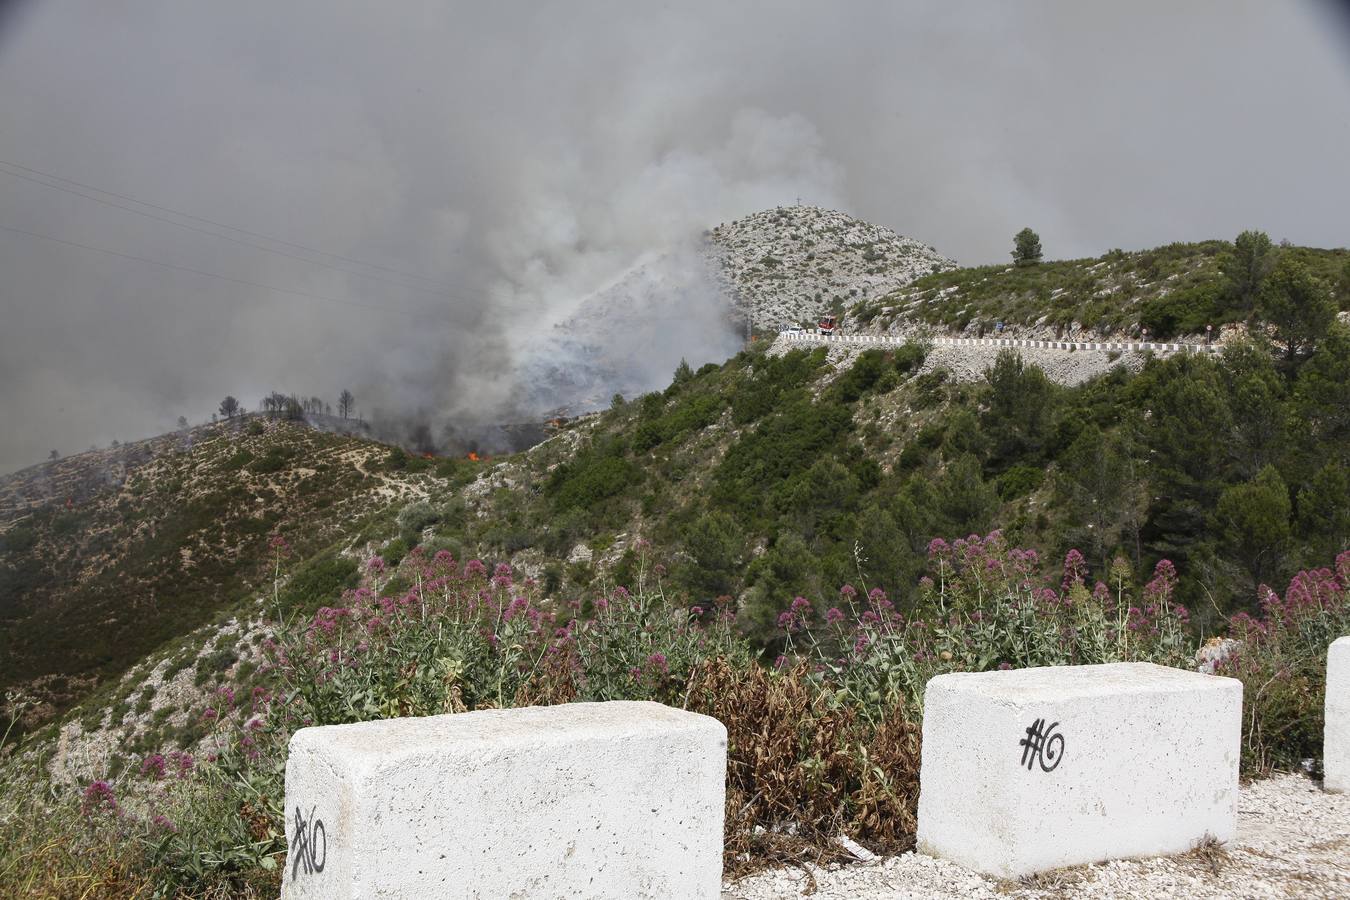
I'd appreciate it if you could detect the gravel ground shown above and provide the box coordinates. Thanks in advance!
[723,774,1350,899]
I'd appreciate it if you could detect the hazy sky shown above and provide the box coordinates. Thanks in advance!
[1,1,1348,472]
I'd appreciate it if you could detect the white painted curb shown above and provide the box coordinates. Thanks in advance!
[916,662,1241,878]
[281,701,727,899]
[1326,637,1350,793]
[777,329,1215,355]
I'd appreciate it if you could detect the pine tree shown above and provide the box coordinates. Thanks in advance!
[1012,228,1043,267]
[1220,230,1274,314]
[1258,258,1336,359]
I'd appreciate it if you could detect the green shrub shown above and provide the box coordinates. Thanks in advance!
[382,538,409,567]
[397,501,441,546]
[996,464,1045,499]
[276,554,359,616]
[247,448,291,474]
[0,527,37,555]
[893,340,927,375]
[1139,281,1225,339]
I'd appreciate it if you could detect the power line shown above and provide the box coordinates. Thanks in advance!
[0,156,463,286]
[0,162,463,298]
[0,221,440,319]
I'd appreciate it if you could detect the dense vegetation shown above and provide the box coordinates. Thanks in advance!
[852,233,1349,339]
[0,417,446,732]
[2,231,1349,896]
[4,534,1345,897]
[420,321,1350,649]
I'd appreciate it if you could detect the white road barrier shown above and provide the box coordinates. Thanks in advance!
[778,329,1214,355]
[282,701,726,899]
[916,662,1241,879]
[1327,637,1350,792]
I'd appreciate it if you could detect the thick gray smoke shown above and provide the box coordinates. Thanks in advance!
[1,2,1348,471]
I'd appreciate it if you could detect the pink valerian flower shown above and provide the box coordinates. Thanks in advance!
[503,596,531,622]
[141,754,166,781]
[773,654,789,670]
[1143,559,1178,605]
[1284,568,1342,613]
[201,707,218,722]
[777,597,814,633]
[1062,549,1088,593]
[998,662,1013,671]
[646,653,669,673]
[366,556,387,574]
[927,537,951,559]
[432,549,456,566]
[217,686,235,708]
[825,607,846,626]
[268,533,290,554]
[1336,551,1350,585]
[464,559,488,578]
[1126,606,1147,632]
[167,751,194,777]
[1258,584,1283,624]
[82,780,117,817]
[1092,581,1110,603]
[628,667,642,680]
[690,606,704,617]
[840,584,858,599]
[152,813,178,832]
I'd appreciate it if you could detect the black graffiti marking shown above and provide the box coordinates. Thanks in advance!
[1018,718,1064,773]
[291,805,327,878]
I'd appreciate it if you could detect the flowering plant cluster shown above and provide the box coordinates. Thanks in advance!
[778,533,1196,718]
[275,545,749,725]
[18,534,1350,896]
[1221,552,1350,771]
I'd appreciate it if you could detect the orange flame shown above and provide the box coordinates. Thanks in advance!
[467,452,480,461]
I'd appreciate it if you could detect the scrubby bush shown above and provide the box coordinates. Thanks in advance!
[1221,555,1350,773]
[396,501,441,547]
[8,538,1350,895]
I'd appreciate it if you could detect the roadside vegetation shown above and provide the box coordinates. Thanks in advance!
[2,231,1349,896]
[3,535,1346,897]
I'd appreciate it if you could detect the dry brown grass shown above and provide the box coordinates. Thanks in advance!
[1181,833,1231,876]
[688,658,921,876]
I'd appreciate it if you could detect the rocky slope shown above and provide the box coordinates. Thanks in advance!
[0,416,444,728]
[512,205,953,420]
[707,205,956,330]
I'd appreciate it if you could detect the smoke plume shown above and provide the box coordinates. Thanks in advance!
[1,2,1347,470]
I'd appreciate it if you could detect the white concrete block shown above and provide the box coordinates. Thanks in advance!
[916,662,1241,879]
[1327,637,1350,792]
[282,701,726,899]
